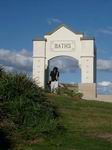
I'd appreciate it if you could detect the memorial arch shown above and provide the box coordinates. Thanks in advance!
[33,24,96,99]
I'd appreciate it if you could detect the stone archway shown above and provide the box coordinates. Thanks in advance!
[32,24,96,99]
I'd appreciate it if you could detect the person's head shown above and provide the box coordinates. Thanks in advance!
[53,67,58,72]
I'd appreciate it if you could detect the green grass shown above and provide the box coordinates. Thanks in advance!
[20,95,112,150]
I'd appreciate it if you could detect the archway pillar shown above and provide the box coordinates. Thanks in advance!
[79,38,96,99]
[78,83,96,99]
[32,39,46,87]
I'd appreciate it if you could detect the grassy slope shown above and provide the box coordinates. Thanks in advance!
[23,95,112,150]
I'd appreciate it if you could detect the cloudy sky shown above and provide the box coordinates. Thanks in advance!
[0,0,112,94]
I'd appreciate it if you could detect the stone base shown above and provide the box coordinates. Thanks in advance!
[78,83,97,100]
[97,95,112,102]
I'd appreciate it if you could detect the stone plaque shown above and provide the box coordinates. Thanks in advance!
[50,40,75,51]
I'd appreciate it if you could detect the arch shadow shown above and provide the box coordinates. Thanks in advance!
[0,129,12,150]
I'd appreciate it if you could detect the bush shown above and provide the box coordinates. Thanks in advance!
[56,86,83,99]
[0,67,60,145]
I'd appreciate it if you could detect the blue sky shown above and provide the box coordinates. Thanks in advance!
[0,0,112,94]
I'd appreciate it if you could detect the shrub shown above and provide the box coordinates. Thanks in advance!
[56,86,83,99]
[0,67,60,145]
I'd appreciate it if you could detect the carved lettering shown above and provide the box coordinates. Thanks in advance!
[51,40,75,51]
[54,43,71,49]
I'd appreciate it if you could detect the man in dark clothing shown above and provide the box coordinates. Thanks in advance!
[50,67,59,92]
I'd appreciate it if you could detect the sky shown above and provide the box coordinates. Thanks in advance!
[0,0,112,94]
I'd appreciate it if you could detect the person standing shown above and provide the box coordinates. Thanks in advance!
[50,67,59,93]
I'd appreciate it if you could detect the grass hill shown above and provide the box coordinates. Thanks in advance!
[22,94,112,150]
[1,67,112,150]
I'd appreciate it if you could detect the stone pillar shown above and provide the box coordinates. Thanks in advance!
[32,39,46,87]
[78,83,96,100]
[80,38,96,99]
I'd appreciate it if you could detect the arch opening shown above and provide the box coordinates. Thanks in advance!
[46,56,81,86]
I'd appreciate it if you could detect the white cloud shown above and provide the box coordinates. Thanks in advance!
[49,56,79,73]
[99,29,112,35]
[1,49,111,73]
[98,81,112,87]
[97,59,112,71]
[0,49,32,73]
[98,27,112,35]
[97,81,112,94]
[47,17,62,25]
[0,65,14,72]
